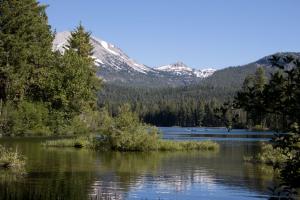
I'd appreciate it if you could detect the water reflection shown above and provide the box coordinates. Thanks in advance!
[89,149,277,200]
[0,138,281,200]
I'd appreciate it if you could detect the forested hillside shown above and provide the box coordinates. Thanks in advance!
[99,84,239,127]
[99,52,300,127]
[203,52,300,88]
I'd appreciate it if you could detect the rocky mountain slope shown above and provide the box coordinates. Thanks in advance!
[53,32,215,87]
[54,32,299,89]
[156,62,215,78]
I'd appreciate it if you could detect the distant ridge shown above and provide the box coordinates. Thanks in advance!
[53,32,299,88]
[53,32,215,87]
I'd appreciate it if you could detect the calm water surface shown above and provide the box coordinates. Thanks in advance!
[0,128,283,200]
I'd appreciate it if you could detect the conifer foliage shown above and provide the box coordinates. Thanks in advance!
[0,0,53,102]
[235,56,300,130]
[0,0,101,136]
[235,55,300,188]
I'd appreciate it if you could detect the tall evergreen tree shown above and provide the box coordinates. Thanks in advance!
[61,24,101,115]
[67,24,94,59]
[235,67,267,127]
[0,0,53,102]
[254,67,267,92]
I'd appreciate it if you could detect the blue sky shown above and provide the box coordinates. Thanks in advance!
[40,0,300,69]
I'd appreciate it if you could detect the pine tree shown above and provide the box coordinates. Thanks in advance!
[254,67,267,92]
[0,0,53,102]
[67,24,94,59]
[61,24,101,115]
[235,67,267,127]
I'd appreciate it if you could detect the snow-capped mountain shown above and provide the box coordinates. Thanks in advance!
[53,32,215,87]
[156,62,216,78]
[53,31,153,74]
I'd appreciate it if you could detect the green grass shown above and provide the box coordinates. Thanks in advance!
[42,136,94,148]
[43,136,219,152]
[0,145,25,170]
[157,140,219,151]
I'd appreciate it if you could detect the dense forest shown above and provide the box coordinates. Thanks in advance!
[98,52,300,128]
[235,56,300,131]
[99,83,242,127]
[99,54,300,130]
[99,79,254,128]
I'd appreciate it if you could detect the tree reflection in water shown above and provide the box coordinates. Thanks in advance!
[0,138,294,200]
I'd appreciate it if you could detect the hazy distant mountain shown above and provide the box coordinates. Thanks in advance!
[53,32,215,87]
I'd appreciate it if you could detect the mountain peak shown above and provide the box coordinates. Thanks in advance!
[156,62,215,78]
[53,31,216,87]
[53,31,153,74]
[156,62,192,72]
[173,61,188,66]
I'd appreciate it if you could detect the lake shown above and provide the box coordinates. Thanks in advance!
[0,128,288,200]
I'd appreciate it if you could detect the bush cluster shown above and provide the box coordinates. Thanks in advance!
[43,105,219,152]
[0,145,25,170]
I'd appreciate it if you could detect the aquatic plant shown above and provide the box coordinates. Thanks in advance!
[43,136,219,152]
[157,140,219,151]
[42,136,95,149]
[0,145,25,170]
[244,143,289,166]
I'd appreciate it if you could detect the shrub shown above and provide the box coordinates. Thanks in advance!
[0,100,105,136]
[244,143,290,166]
[98,105,161,151]
[0,145,25,170]
[43,106,219,152]
[0,101,51,136]
[257,144,289,165]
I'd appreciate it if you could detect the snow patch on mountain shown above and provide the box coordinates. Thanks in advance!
[156,62,216,78]
[194,68,216,78]
[157,62,193,74]
[53,31,216,84]
[53,31,153,74]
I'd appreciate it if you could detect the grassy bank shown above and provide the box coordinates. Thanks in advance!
[42,136,219,152]
[0,146,25,170]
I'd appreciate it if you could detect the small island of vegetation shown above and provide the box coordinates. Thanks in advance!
[43,105,219,152]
